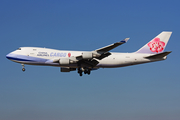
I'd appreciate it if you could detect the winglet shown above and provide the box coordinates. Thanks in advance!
[121,38,130,43]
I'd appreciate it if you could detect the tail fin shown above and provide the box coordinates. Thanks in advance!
[136,31,172,54]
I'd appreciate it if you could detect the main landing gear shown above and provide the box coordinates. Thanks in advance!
[21,64,25,72]
[78,67,91,76]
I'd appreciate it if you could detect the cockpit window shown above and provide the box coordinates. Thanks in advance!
[17,48,21,50]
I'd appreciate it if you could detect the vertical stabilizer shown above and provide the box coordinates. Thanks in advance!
[136,31,172,54]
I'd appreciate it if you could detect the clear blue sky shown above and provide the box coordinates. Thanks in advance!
[0,0,180,120]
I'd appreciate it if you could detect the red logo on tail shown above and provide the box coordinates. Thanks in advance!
[148,38,165,53]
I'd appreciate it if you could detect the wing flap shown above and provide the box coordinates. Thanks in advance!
[78,59,99,67]
[96,52,111,60]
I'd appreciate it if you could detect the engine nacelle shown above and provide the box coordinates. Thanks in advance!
[59,58,70,65]
[61,67,76,72]
[82,52,93,59]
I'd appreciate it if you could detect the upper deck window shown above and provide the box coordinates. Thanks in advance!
[17,48,21,50]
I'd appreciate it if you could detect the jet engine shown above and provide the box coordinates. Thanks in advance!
[59,58,76,65]
[59,58,70,65]
[82,52,101,59]
[82,52,93,59]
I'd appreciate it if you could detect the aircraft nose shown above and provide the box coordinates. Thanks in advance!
[6,53,13,60]
[6,53,10,59]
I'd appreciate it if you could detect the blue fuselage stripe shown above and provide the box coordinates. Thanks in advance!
[6,56,35,62]
[6,53,48,63]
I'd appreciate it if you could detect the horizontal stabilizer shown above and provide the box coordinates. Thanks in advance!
[145,51,172,59]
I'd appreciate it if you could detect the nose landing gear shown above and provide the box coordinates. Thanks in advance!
[21,64,25,72]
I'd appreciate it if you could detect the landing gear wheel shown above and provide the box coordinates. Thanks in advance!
[78,68,83,76]
[21,64,25,72]
[87,70,91,75]
[84,68,91,75]
[84,70,88,74]
[22,68,25,72]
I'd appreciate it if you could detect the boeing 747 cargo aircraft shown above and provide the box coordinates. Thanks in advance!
[6,31,172,76]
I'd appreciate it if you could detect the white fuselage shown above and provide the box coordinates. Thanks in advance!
[6,47,165,68]
[6,31,172,76]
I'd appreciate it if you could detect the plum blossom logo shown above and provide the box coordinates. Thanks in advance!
[147,38,165,53]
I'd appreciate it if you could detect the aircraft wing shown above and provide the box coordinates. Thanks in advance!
[75,38,129,61]
[94,38,129,60]
[95,38,129,53]
[54,38,129,68]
